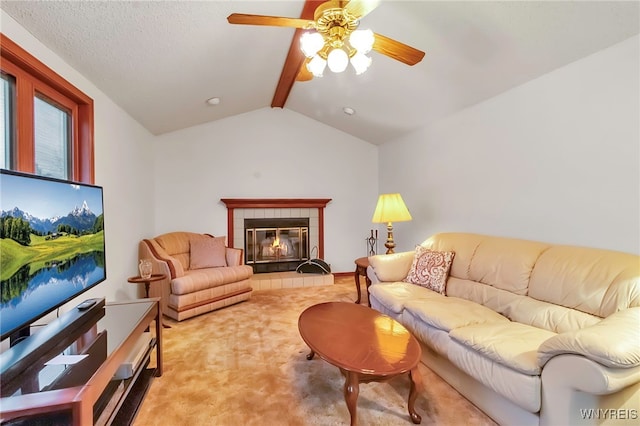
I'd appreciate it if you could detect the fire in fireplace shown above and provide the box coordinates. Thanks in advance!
[244,218,309,273]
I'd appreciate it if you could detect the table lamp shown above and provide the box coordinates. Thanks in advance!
[372,193,412,254]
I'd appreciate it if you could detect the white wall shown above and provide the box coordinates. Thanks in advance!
[153,108,379,272]
[380,35,640,255]
[1,11,156,318]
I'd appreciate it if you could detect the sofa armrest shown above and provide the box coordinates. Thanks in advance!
[367,251,415,283]
[540,354,640,425]
[538,307,640,369]
[225,247,244,266]
[140,239,184,278]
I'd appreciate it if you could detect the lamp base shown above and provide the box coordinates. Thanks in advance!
[384,222,395,254]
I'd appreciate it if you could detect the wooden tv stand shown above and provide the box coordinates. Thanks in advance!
[0,298,163,425]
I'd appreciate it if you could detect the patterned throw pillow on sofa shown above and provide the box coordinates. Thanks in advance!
[404,245,455,294]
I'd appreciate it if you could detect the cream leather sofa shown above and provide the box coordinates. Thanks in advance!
[139,232,253,321]
[367,232,640,425]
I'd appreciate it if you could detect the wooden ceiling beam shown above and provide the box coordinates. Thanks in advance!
[271,0,324,108]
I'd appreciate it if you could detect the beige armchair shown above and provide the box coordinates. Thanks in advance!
[139,232,253,321]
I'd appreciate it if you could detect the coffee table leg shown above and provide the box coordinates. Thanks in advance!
[344,371,359,426]
[408,367,423,424]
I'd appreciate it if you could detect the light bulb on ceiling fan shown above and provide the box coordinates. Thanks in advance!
[300,32,325,58]
[307,54,327,77]
[349,29,374,54]
[327,48,349,73]
[350,52,372,75]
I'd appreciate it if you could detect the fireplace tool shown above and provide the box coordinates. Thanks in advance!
[296,246,331,274]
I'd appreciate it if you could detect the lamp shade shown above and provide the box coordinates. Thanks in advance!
[372,193,412,223]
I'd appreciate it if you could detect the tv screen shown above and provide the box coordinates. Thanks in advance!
[0,169,106,342]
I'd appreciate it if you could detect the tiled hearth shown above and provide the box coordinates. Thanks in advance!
[250,271,334,291]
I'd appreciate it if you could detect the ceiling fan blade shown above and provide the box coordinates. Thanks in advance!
[296,58,314,82]
[372,33,425,66]
[343,0,381,19]
[227,13,314,29]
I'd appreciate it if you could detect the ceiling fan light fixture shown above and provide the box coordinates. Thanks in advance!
[307,55,327,77]
[349,29,374,54]
[350,52,372,75]
[300,32,325,58]
[227,2,425,107]
[327,48,349,73]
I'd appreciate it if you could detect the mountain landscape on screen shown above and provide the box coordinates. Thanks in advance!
[1,201,101,235]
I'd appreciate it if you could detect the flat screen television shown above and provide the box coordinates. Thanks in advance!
[0,169,106,344]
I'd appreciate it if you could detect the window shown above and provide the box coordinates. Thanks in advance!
[0,34,94,183]
[34,95,71,179]
[1,72,15,169]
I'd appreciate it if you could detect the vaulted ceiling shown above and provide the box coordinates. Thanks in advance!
[1,1,638,145]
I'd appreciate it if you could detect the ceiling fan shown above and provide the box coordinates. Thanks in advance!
[227,0,425,108]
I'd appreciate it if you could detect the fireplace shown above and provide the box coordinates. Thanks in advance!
[245,218,309,273]
[220,198,332,275]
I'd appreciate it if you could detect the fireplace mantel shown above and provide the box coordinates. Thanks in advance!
[220,198,331,209]
[220,198,332,259]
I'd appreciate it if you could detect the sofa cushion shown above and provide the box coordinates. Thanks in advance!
[447,338,543,413]
[450,322,557,375]
[190,236,227,269]
[405,296,509,332]
[529,245,640,318]
[168,279,252,312]
[154,231,194,271]
[467,237,549,295]
[401,310,454,356]
[420,233,549,295]
[369,282,442,314]
[404,246,455,294]
[445,277,601,334]
[420,233,485,280]
[171,265,254,295]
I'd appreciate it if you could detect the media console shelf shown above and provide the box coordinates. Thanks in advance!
[0,298,163,425]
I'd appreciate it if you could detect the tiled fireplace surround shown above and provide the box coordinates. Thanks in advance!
[221,199,334,291]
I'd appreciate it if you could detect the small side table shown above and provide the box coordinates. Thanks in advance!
[128,274,171,328]
[354,257,372,307]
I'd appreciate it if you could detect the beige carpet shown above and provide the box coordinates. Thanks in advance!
[134,277,497,426]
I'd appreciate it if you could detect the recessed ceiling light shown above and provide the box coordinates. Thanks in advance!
[343,107,355,116]
[206,97,221,106]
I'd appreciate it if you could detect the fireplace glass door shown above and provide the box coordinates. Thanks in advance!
[245,219,309,273]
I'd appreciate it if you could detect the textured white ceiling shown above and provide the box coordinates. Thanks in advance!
[1,1,638,145]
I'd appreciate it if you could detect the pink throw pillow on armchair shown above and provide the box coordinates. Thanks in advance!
[190,236,227,269]
[404,245,455,294]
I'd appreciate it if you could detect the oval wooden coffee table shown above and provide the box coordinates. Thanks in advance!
[298,302,423,425]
